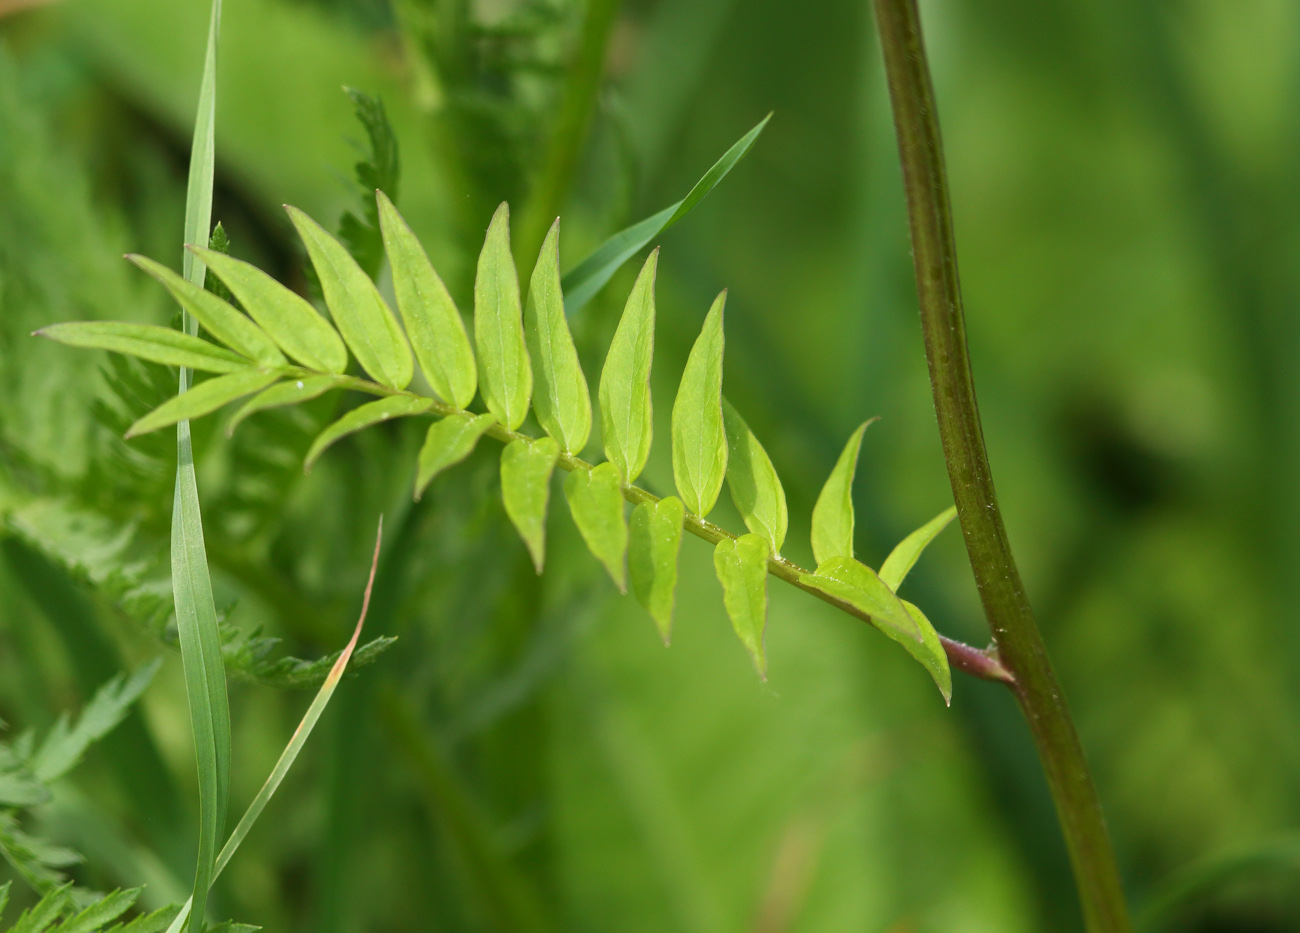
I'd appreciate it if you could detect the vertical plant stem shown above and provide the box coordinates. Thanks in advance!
[869,1,1131,930]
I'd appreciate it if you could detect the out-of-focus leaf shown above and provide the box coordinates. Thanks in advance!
[500,436,560,572]
[35,323,248,373]
[722,399,787,554]
[127,256,284,366]
[563,462,627,590]
[9,883,70,933]
[126,370,277,437]
[226,375,344,435]
[303,395,432,471]
[561,114,772,314]
[287,206,413,389]
[598,250,657,482]
[191,247,348,374]
[713,533,769,678]
[671,291,727,517]
[474,203,532,431]
[810,420,873,566]
[525,219,590,454]
[377,191,476,408]
[415,412,498,500]
[51,887,140,933]
[628,495,685,643]
[338,88,400,279]
[879,506,957,592]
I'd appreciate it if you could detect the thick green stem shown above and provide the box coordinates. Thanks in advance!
[869,1,1131,929]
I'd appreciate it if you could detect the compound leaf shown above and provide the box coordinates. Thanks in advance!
[810,420,873,565]
[722,399,787,554]
[304,396,431,472]
[629,496,685,643]
[36,322,248,374]
[500,436,560,572]
[598,250,657,482]
[671,291,727,517]
[713,534,769,678]
[879,506,958,592]
[127,370,278,437]
[525,219,590,454]
[563,462,626,590]
[414,412,498,500]
[474,203,532,430]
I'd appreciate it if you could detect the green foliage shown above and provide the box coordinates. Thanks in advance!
[627,496,685,643]
[598,250,658,484]
[500,437,560,573]
[713,534,770,677]
[524,221,590,455]
[563,463,626,591]
[337,88,399,280]
[721,399,788,555]
[811,420,873,566]
[671,292,727,518]
[415,412,497,500]
[303,396,432,471]
[879,506,958,592]
[474,204,532,432]
[35,325,247,375]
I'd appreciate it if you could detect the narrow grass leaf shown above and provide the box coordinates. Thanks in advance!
[722,399,787,554]
[474,203,532,430]
[500,437,560,572]
[879,506,957,592]
[598,250,657,482]
[629,496,685,643]
[713,534,769,678]
[35,323,248,373]
[128,256,284,366]
[525,219,590,453]
[376,191,476,407]
[127,370,278,438]
[562,114,772,314]
[191,247,348,374]
[0,882,8,922]
[415,412,498,500]
[563,462,626,590]
[671,291,727,517]
[287,206,413,389]
[811,420,874,565]
[51,888,141,933]
[226,375,344,435]
[304,396,432,472]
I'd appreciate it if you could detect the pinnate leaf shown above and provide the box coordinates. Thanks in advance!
[598,250,657,482]
[563,462,627,590]
[500,436,560,572]
[474,203,532,430]
[304,396,432,471]
[525,219,590,453]
[629,496,685,643]
[671,291,727,517]
[811,420,873,565]
[879,506,957,591]
[36,322,248,373]
[722,399,787,554]
[226,375,344,435]
[127,369,278,437]
[415,412,498,500]
[714,534,769,678]
[52,887,141,933]
[287,206,413,389]
[376,191,477,407]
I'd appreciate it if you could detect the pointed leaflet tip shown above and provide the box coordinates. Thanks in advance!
[810,418,878,566]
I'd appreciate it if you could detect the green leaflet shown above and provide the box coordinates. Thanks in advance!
[879,506,958,591]
[500,436,560,572]
[304,396,432,471]
[525,219,591,454]
[226,374,344,435]
[128,255,285,366]
[474,203,533,431]
[376,191,476,408]
[287,206,413,390]
[713,533,769,678]
[562,114,772,314]
[127,370,278,437]
[801,557,951,703]
[36,322,248,373]
[671,291,727,517]
[10,883,70,933]
[563,462,627,590]
[192,246,347,374]
[722,399,788,554]
[628,496,685,643]
[415,412,498,500]
[598,250,657,482]
[810,420,874,565]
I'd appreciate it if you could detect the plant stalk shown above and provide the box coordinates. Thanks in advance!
[869,0,1131,929]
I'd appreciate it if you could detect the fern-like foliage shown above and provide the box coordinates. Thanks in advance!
[38,199,960,700]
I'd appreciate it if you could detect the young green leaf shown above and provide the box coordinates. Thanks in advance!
[36,322,249,373]
[810,420,874,565]
[128,256,285,367]
[376,191,476,408]
[598,249,657,482]
[629,496,685,643]
[879,505,958,592]
[126,370,278,437]
[474,203,533,431]
[671,291,727,517]
[304,396,432,472]
[713,533,770,678]
[287,206,413,390]
[500,436,560,572]
[226,375,344,435]
[800,557,950,703]
[722,399,788,554]
[415,412,498,500]
[191,246,348,374]
[563,462,627,590]
[525,219,591,453]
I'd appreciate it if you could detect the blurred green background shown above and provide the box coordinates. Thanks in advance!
[2,0,1299,930]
